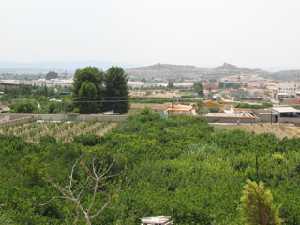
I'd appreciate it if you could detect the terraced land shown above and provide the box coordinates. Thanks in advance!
[0,121,117,143]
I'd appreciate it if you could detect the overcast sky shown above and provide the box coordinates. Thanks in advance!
[1,0,300,69]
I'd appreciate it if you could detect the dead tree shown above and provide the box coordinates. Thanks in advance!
[44,157,117,225]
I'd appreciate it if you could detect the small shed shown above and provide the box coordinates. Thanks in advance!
[141,216,173,225]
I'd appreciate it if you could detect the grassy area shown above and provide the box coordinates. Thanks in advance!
[213,123,300,139]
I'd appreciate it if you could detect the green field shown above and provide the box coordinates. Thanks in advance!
[0,110,300,224]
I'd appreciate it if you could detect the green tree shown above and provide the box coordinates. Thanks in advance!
[104,67,129,114]
[241,180,282,225]
[46,71,58,80]
[193,82,204,97]
[72,67,104,113]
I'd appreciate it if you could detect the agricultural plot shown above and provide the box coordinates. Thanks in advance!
[0,121,117,143]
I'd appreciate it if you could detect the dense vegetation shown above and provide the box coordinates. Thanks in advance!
[235,102,273,109]
[2,84,71,114]
[1,111,300,224]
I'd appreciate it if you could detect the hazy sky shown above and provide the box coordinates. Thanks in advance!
[1,0,300,68]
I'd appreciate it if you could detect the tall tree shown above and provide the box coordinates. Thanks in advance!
[72,67,104,113]
[241,180,282,225]
[104,67,129,114]
[193,82,204,97]
[46,71,58,80]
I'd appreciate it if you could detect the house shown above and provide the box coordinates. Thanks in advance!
[141,216,173,225]
[272,107,300,124]
[164,104,196,116]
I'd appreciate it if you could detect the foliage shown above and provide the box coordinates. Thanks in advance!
[193,82,204,97]
[73,134,102,146]
[235,102,273,109]
[46,71,58,80]
[104,67,129,113]
[0,110,300,224]
[11,99,38,113]
[241,180,282,225]
[73,67,104,113]
[72,66,129,114]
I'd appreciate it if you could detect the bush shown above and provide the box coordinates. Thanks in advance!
[73,134,102,146]
[11,100,37,113]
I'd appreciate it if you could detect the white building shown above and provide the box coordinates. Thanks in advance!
[277,82,300,98]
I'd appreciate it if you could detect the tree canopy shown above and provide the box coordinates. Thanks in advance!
[72,66,128,114]
[104,67,129,113]
[193,82,204,97]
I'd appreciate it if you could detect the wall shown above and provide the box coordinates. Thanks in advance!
[204,116,257,124]
[0,116,34,127]
[0,113,128,122]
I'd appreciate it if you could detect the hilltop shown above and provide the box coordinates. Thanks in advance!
[126,63,269,80]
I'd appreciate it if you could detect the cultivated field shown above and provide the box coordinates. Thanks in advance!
[213,123,300,139]
[0,121,117,143]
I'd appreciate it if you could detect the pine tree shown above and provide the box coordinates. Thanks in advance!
[241,180,282,225]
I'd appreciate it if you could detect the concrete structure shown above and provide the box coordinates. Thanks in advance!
[277,82,300,99]
[141,216,173,225]
[0,80,32,91]
[165,104,196,116]
[272,107,300,124]
[204,112,257,124]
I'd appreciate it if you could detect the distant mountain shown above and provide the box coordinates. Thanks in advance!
[263,70,300,81]
[126,63,207,80]
[126,63,269,81]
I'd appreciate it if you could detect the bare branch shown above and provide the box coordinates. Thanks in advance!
[45,157,117,225]
[91,201,110,219]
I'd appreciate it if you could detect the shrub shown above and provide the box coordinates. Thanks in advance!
[73,134,102,146]
[241,180,282,225]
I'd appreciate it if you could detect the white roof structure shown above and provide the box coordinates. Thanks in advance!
[205,112,256,119]
[141,216,173,225]
[166,104,193,112]
[272,107,300,114]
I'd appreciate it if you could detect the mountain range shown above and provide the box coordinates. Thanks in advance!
[126,63,300,81]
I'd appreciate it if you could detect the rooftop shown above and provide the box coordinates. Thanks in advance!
[272,107,300,114]
[205,112,256,119]
[166,104,193,112]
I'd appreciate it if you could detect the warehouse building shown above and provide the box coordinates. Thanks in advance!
[272,107,300,124]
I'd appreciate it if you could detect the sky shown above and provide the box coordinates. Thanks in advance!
[1,0,300,69]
